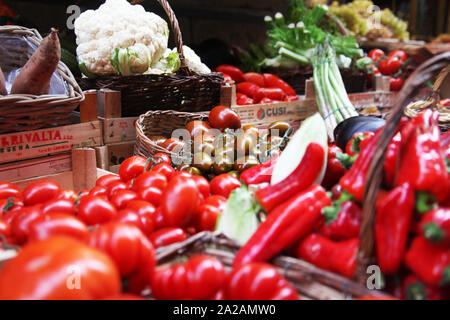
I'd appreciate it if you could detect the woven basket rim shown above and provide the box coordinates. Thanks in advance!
[0,25,84,105]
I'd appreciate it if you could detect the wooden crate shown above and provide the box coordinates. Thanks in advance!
[0,99,103,165]
[220,84,317,126]
[96,89,138,144]
[95,140,135,174]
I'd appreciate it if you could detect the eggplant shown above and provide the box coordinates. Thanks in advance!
[334,116,386,150]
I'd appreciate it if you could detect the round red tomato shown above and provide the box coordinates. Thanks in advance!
[95,174,122,188]
[161,175,199,228]
[185,120,212,139]
[378,57,401,75]
[388,50,408,63]
[389,77,404,91]
[0,236,121,299]
[154,152,171,163]
[89,186,108,198]
[0,197,23,217]
[28,213,89,243]
[0,182,22,200]
[195,195,227,231]
[225,262,300,300]
[151,255,226,299]
[132,171,167,192]
[110,190,138,210]
[118,156,147,182]
[154,207,167,229]
[138,186,162,207]
[77,195,117,225]
[210,174,241,198]
[368,48,385,62]
[22,180,61,206]
[89,222,156,293]
[208,106,241,130]
[150,163,175,181]
[41,198,76,215]
[192,175,210,198]
[107,181,128,200]
[10,205,43,244]
[0,218,11,239]
[150,227,186,248]
[115,208,154,237]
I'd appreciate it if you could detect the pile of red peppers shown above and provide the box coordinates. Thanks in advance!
[237,109,450,300]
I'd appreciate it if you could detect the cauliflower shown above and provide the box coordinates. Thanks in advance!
[147,48,181,75]
[74,0,169,76]
[181,45,211,74]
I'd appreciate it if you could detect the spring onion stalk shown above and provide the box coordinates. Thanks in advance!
[312,40,358,136]
[278,47,309,65]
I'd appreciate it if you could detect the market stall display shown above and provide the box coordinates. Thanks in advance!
[0,0,448,302]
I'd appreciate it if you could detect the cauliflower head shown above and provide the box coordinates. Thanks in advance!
[74,0,169,76]
[181,45,211,74]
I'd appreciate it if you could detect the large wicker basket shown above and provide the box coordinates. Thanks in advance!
[79,0,224,117]
[0,26,84,134]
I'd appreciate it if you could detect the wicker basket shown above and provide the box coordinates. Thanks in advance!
[79,0,224,117]
[154,232,388,300]
[0,26,84,134]
[135,109,208,160]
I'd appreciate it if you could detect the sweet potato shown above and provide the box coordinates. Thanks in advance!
[0,66,6,95]
[11,28,60,95]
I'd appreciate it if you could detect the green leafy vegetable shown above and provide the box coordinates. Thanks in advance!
[215,185,261,245]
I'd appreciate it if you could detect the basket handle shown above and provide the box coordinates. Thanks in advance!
[354,52,450,285]
[155,0,192,76]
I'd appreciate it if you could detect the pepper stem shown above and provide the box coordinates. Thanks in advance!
[423,222,445,244]
[336,151,357,170]
[405,282,427,300]
[415,192,437,214]
[441,266,450,286]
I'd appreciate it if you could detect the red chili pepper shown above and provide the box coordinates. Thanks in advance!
[375,183,415,275]
[255,142,325,212]
[240,155,279,185]
[254,87,286,103]
[402,274,445,300]
[405,236,450,287]
[322,144,347,189]
[339,130,380,202]
[319,200,362,241]
[345,132,375,157]
[383,132,402,187]
[151,255,226,300]
[216,65,245,83]
[295,233,358,278]
[419,207,450,246]
[225,262,300,300]
[262,73,296,96]
[396,110,449,203]
[233,184,330,267]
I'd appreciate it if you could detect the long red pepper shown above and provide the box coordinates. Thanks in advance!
[239,155,279,185]
[396,110,449,203]
[255,142,325,212]
[419,207,450,247]
[295,233,359,278]
[339,131,380,203]
[233,184,330,267]
[375,183,415,275]
[405,236,450,287]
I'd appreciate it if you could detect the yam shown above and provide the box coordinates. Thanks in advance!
[11,28,60,95]
[0,66,6,95]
